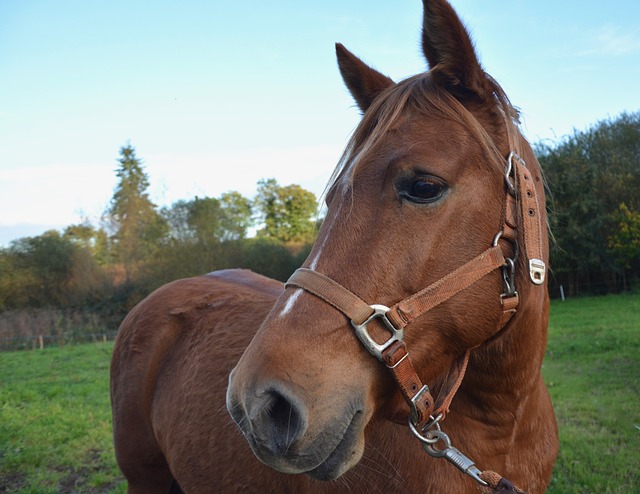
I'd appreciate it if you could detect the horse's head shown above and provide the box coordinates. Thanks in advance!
[227,0,548,482]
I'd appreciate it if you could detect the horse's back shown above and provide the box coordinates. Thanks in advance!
[111,268,282,392]
[110,269,292,493]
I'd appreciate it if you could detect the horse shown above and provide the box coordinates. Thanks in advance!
[110,1,559,492]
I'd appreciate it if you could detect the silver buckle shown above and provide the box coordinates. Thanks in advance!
[529,258,546,285]
[409,385,431,425]
[350,304,404,361]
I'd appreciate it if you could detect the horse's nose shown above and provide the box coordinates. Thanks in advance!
[229,384,308,457]
[259,388,307,455]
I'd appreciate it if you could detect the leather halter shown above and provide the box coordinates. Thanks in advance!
[287,245,508,429]
[284,149,546,490]
[286,151,545,422]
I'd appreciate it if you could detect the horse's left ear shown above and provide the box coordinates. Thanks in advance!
[336,43,395,113]
[421,0,493,101]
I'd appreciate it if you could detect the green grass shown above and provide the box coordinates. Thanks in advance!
[543,294,640,493]
[0,294,638,492]
[0,343,126,493]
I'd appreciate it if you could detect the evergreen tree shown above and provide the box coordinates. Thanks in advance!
[105,143,166,282]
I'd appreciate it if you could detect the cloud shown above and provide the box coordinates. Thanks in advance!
[0,144,343,238]
[0,163,114,226]
[581,23,640,57]
[147,144,343,206]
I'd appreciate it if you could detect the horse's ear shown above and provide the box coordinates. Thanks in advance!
[336,43,395,113]
[421,0,493,100]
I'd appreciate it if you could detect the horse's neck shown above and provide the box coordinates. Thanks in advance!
[459,296,549,420]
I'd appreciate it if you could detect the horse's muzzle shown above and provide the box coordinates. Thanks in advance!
[226,371,366,480]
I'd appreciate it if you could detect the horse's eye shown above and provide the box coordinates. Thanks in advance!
[404,177,446,203]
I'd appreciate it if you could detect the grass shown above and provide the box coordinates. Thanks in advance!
[0,343,125,494]
[543,294,640,493]
[0,293,638,493]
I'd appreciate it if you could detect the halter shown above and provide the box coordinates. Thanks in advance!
[285,147,546,491]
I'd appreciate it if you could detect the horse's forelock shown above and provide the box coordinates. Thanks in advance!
[324,72,523,205]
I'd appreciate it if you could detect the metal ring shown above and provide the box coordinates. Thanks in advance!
[422,430,452,458]
[407,417,439,445]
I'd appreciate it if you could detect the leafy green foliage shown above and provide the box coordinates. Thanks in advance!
[0,231,109,310]
[609,203,640,269]
[254,178,319,243]
[538,112,640,294]
[161,193,252,244]
[219,191,253,241]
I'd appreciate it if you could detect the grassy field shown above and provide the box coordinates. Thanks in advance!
[0,343,125,494]
[1,294,638,493]
[542,294,639,493]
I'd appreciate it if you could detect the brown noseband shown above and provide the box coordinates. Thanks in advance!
[284,151,545,492]
[286,244,508,427]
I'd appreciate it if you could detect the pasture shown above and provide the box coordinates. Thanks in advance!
[0,294,638,493]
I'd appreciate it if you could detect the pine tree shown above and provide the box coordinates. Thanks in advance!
[105,144,166,282]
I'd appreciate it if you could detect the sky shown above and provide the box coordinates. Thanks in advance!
[1,0,639,246]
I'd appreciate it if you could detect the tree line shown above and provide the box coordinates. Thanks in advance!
[0,111,638,344]
[538,111,640,296]
[0,145,319,338]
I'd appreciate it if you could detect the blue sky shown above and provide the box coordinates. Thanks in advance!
[1,0,639,246]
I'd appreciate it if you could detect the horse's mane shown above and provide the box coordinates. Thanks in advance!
[324,72,522,203]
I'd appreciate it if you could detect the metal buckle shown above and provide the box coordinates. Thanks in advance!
[350,304,404,361]
[409,385,431,425]
[408,413,440,444]
[529,258,546,285]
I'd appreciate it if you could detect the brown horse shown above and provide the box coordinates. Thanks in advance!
[110,1,558,492]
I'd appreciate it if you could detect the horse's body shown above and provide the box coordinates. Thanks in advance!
[111,1,558,492]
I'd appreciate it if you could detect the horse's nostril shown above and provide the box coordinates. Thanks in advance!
[265,390,304,456]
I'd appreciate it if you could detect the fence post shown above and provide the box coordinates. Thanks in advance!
[39,335,44,350]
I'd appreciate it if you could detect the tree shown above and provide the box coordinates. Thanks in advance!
[10,231,76,307]
[220,191,253,240]
[104,144,167,282]
[0,230,110,309]
[63,222,96,250]
[254,178,319,243]
[609,203,640,289]
[538,111,640,294]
